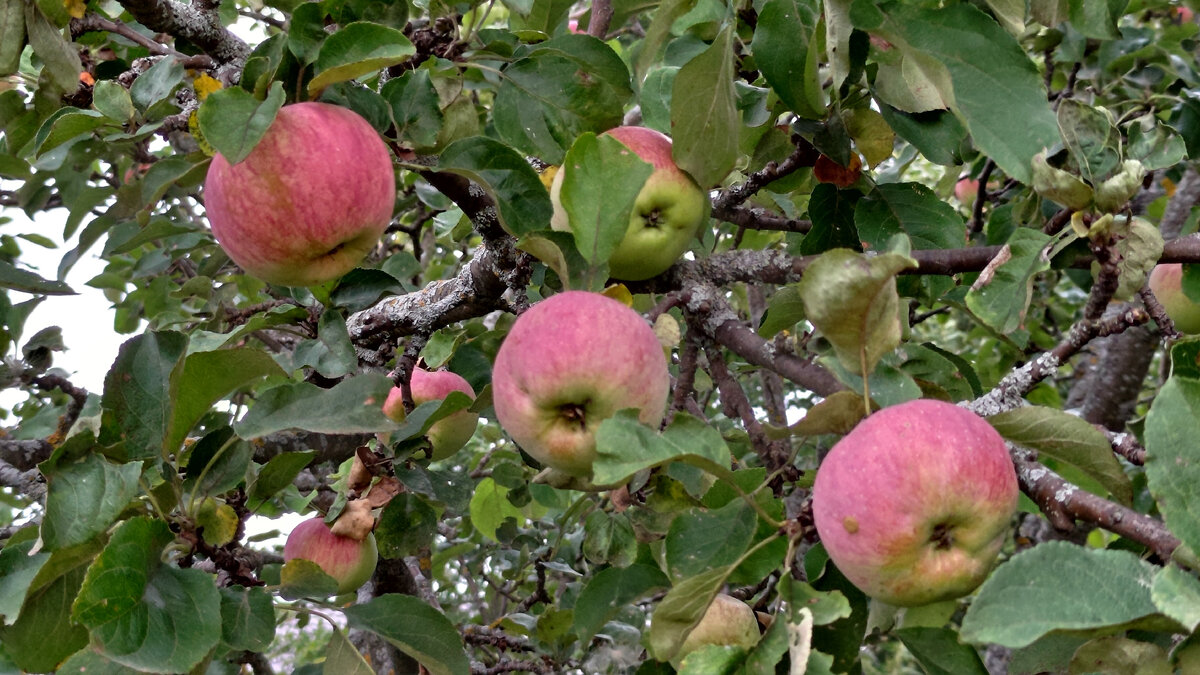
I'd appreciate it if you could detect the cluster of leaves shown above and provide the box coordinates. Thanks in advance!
[2,0,1200,673]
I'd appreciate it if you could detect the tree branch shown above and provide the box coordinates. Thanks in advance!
[116,0,249,73]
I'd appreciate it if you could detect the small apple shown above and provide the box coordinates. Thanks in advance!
[382,367,480,460]
[550,126,709,281]
[204,101,396,287]
[673,593,761,666]
[1149,263,1200,334]
[283,516,378,594]
[954,177,980,204]
[812,399,1018,607]
[491,291,670,476]
[813,153,863,188]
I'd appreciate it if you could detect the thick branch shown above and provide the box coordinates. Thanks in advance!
[116,0,249,69]
[1013,451,1178,560]
[70,14,215,68]
[586,0,613,38]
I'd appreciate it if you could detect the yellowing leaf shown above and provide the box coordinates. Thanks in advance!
[63,0,85,19]
[193,73,223,102]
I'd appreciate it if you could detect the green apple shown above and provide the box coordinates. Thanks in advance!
[382,367,480,460]
[1149,263,1200,333]
[673,594,760,666]
[491,291,670,476]
[550,126,709,281]
[204,102,396,287]
[812,399,1018,607]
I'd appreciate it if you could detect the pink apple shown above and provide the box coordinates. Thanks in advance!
[673,593,760,666]
[812,399,1018,607]
[1149,263,1200,334]
[283,517,378,594]
[550,126,709,281]
[491,291,670,476]
[955,177,980,204]
[382,367,480,460]
[204,102,396,287]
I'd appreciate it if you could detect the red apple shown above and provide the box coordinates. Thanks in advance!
[283,516,378,594]
[491,291,670,476]
[1149,263,1200,334]
[382,367,480,460]
[550,126,709,281]
[812,399,1018,607]
[673,593,760,666]
[204,102,396,287]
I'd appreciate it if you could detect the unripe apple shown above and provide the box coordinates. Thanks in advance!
[204,102,396,287]
[491,291,670,476]
[550,126,709,281]
[1149,264,1200,334]
[812,399,1018,607]
[283,517,378,594]
[673,593,761,666]
[382,367,480,460]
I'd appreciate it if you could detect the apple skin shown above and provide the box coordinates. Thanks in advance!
[550,126,709,281]
[954,178,980,204]
[1149,264,1200,334]
[204,102,396,287]
[491,291,670,476]
[283,517,379,594]
[673,594,760,666]
[382,367,480,460]
[812,399,1018,607]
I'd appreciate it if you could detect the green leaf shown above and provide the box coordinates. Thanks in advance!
[559,132,654,264]
[0,258,75,294]
[0,565,89,672]
[307,22,415,96]
[877,105,967,166]
[896,627,989,675]
[798,248,916,377]
[291,308,358,378]
[1151,565,1200,633]
[0,540,48,625]
[1126,114,1188,171]
[1056,100,1121,184]
[165,347,284,453]
[492,34,632,164]
[325,628,375,675]
[279,558,339,599]
[648,566,732,662]
[757,285,806,337]
[1030,150,1094,210]
[24,2,81,92]
[469,477,525,542]
[1069,636,1171,675]
[666,500,757,582]
[800,184,861,255]
[287,2,327,65]
[964,228,1055,335]
[72,518,221,672]
[99,331,188,460]
[218,586,276,651]
[751,0,822,118]
[343,594,471,675]
[248,450,315,508]
[987,406,1132,504]
[593,411,733,486]
[582,510,637,567]
[852,3,1060,184]
[184,426,252,497]
[381,69,443,149]
[233,373,398,438]
[573,564,669,644]
[376,493,439,558]
[779,577,852,626]
[960,541,1162,648]
[129,57,184,112]
[1145,376,1200,558]
[33,108,110,157]
[0,0,24,77]
[40,452,142,551]
[92,80,135,123]
[438,136,553,236]
[56,648,147,674]
[855,182,967,252]
[1068,0,1128,39]
[195,82,285,165]
[670,26,738,187]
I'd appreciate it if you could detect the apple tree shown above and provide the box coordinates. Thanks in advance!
[3,0,1200,672]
